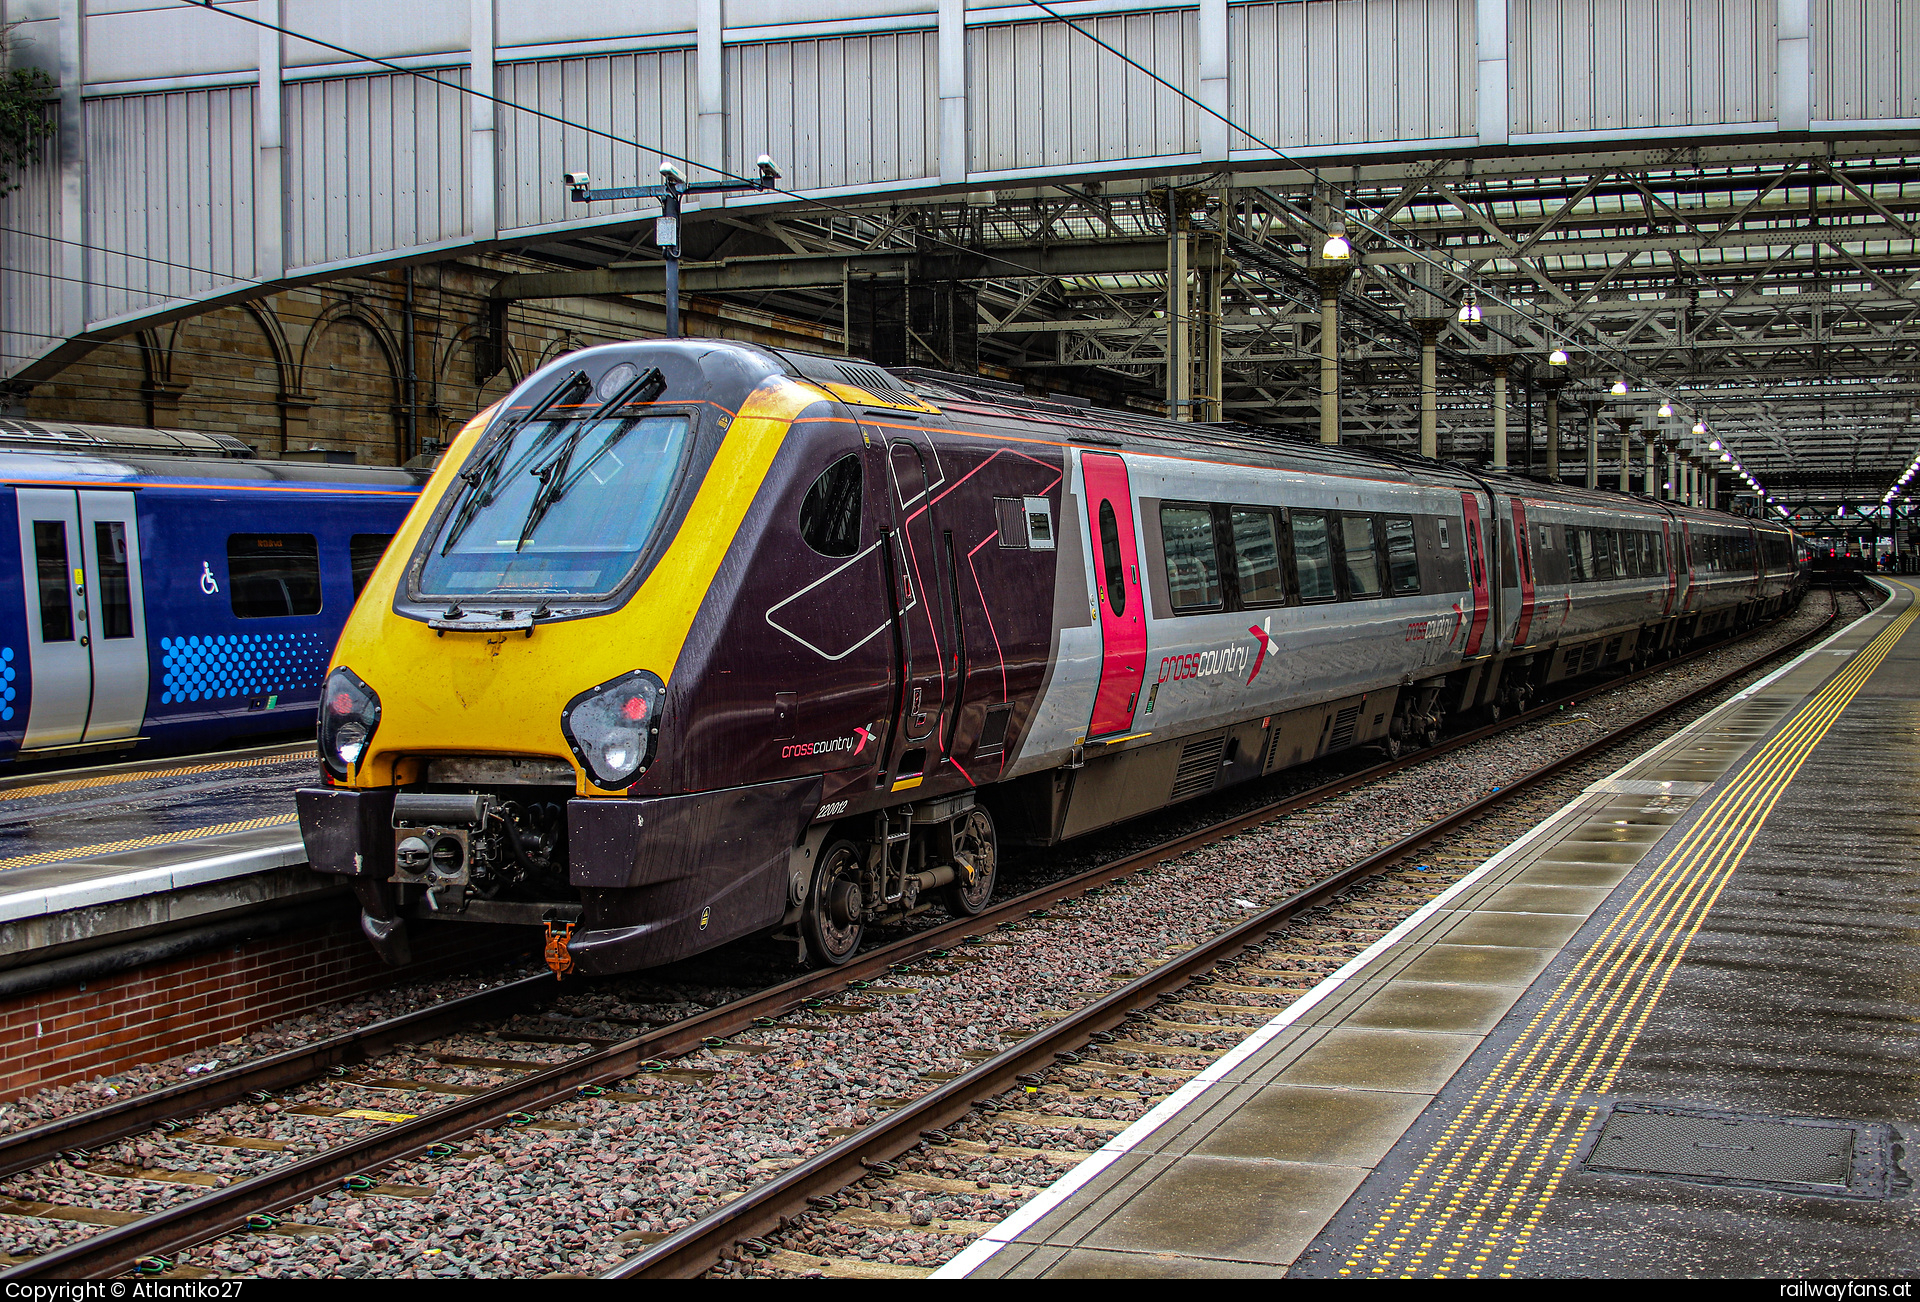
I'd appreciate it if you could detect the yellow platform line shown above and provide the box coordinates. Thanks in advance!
[0,749,307,804]
[0,813,301,872]
[1343,594,1918,1278]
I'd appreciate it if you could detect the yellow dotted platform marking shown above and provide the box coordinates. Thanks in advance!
[0,749,306,805]
[0,813,300,872]
[1345,593,1919,1279]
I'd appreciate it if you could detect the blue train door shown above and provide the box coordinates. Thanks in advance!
[14,489,148,750]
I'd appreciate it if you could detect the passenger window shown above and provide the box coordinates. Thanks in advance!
[1571,529,1593,582]
[1342,514,1384,598]
[350,534,394,599]
[94,521,133,639]
[1097,500,1126,617]
[799,454,863,558]
[1230,508,1285,606]
[1538,524,1552,553]
[228,534,322,618]
[1292,512,1336,602]
[33,521,73,642]
[1161,505,1222,612]
[1384,516,1420,594]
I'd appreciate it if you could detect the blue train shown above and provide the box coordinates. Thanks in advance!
[0,419,424,764]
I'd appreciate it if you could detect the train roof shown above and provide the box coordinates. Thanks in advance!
[766,348,1793,537]
[0,447,423,490]
[0,419,424,489]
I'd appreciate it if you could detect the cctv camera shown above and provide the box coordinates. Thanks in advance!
[562,171,590,186]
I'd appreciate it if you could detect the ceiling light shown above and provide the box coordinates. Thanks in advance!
[1720,452,1732,462]
[1548,348,1569,366]
[1658,402,1673,418]
[1457,291,1481,324]
[1321,234,1352,261]
[1693,421,1708,435]
[1610,378,1630,396]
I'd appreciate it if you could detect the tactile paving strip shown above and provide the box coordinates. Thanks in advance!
[0,813,299,872]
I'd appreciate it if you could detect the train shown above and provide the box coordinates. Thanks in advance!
[294,340,1805,976]
[0,419,423,764]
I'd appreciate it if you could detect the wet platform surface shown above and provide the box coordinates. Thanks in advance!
[944,581,1920,1279]
[0,744,312,930]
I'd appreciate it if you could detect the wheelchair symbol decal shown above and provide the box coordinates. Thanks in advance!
[200,562,220,596]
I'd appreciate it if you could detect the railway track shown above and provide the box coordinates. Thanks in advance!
[0,594,1846,1280]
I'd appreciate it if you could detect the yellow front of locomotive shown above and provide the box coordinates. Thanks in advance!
[322,342,806,793]
[295,340,832,974]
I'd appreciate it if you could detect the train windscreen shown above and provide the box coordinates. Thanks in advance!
[415,412,692,600]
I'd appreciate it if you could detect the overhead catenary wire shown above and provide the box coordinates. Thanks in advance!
[25,0,1780,474]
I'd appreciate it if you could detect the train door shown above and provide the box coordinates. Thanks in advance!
[1678,522,1698,612]
[78,492,148,738]
[13,488,148,748]
[1459,491,1491,656]
[1659,519,1678,618]
[883,438,958,774]
[1510,499,1537,647]
[1080,452,1146,736]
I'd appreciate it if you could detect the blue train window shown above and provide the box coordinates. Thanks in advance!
[94,522,134,638]
[351,534,394,599]
[229,534,322,618]
[32,521,73,642]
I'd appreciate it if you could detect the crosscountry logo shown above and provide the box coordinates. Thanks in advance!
[1246,616,1280,684]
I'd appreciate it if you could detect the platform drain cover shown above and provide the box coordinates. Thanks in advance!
[1585,1104,1901,1197]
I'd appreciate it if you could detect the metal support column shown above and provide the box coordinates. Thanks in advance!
[1541,377,1565,481]
[1491,363,1509,473]
[1311,267,1350,445]
[1585,403,1600,489]
[1167,194,1191,421]
[1644,438,1657,496]
[1417,323,1442,460]
[1617,420,1634,492]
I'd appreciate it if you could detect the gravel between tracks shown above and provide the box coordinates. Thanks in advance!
[0,595,1856,1277]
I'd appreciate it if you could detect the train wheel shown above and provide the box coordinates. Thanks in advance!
[943,807,998,916]
[802,839,865,967]
[1381,731,1404,760]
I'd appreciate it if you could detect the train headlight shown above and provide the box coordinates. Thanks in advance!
[561,669,667,789]
[320,666,381,779]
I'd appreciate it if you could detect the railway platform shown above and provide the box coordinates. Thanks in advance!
[0,743,324,965]
[941,578,1920,1279]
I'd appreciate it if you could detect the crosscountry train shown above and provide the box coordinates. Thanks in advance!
[0,419,423,764]
[294,340,1804,975]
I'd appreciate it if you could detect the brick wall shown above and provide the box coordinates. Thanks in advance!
[22,256,840,466]
[0,907,532,1102]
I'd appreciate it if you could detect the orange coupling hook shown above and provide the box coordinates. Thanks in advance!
[543,918,577,979]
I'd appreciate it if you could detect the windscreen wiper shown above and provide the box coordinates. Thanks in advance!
[514,367,666,551]
[439,369,591,556]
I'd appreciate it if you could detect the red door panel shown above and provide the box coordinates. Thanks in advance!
[1461,491,1491,657]
[1511,499,1536,647]
[1081,452,1146,737]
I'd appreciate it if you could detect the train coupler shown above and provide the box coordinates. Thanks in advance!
[543,915,577,979]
